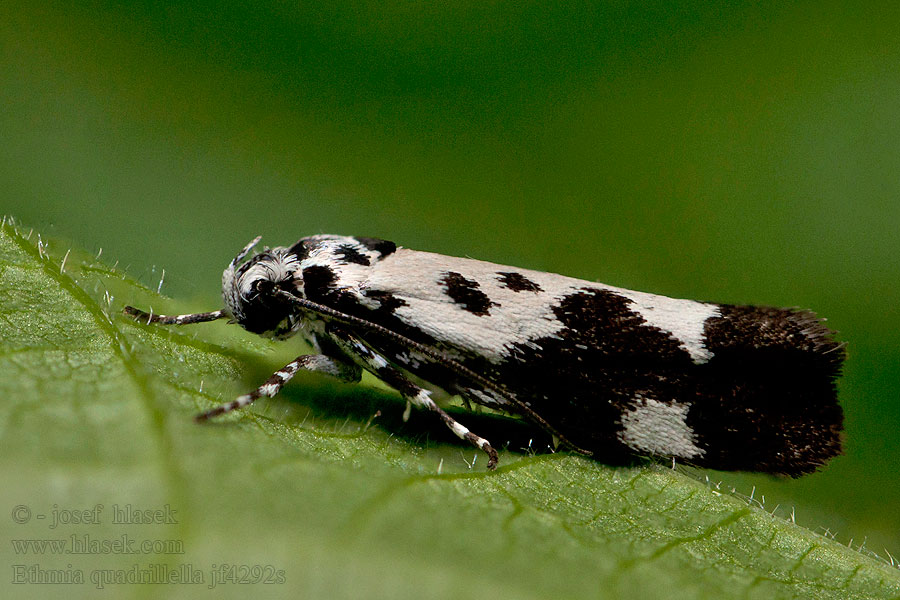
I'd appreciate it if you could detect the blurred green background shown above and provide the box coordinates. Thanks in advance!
[2,0,898,558]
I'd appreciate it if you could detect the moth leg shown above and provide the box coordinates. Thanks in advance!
[124,305,227,325]
[382,368,499,470]
[334,334,499,469]
[195,355,361,421]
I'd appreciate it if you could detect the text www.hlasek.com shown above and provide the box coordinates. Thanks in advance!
[12,534,183,555]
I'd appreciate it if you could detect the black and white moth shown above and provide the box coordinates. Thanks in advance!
[124,235,844,475]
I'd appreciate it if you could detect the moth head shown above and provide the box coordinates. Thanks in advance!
[221,236,304,337]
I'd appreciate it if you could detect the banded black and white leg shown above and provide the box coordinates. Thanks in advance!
[124,305,227,325]
[335,332,499,469]
[194,354,362,420]
[123,305,363,420]
[124,304,498,467]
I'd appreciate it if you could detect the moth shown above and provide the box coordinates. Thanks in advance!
[124,235,845,475]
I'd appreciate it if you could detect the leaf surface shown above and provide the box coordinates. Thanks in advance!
[1,222,898,600]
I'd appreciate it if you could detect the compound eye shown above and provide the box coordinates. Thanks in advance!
[252,278,276,298]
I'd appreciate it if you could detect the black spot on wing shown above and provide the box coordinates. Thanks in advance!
[287,239,316,262]
[301,265,337,303]
[440,272,499,316]
[362,289,408,316]
[552,288,690,359]
[353,237,397,259]
[496,271,543,292]
[335,243,371,266]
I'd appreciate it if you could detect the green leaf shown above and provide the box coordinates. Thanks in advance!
[2,221,898,600]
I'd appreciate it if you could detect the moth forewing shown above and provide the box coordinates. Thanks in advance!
[124,234,844,474]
